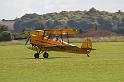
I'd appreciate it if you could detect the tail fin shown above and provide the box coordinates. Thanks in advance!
[81,39,92,49]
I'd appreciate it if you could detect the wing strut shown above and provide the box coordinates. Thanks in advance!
[42,31,45,40]
[67,32,69,43]
[61,32,63,44]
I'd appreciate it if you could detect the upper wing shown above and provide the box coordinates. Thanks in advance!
[46,29,79,35]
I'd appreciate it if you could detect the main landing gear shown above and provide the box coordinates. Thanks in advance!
[43,52,49,58]
[34,51,49,59]
[34,53,40,58]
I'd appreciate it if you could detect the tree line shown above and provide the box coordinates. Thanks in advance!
[14,7,124,34]
[0,24,11,41]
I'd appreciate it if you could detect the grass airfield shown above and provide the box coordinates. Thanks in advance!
[0,42,124,82]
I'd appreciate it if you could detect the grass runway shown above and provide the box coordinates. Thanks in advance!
[0,42,124,82]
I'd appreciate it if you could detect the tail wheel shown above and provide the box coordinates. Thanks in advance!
[87,54,90,57]
[43,52,49,58]
[34,53,39,58]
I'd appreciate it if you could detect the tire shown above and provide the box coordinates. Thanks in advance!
[43,52,49,58]
[34,53,39,58]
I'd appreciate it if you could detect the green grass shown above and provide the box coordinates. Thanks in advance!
[0,42,124,82]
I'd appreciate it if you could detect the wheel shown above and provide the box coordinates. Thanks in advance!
[87,54,90,57]
[43,52,49,58]
[34,53,39,58]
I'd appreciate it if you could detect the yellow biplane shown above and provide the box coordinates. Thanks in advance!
[25,29,95,58]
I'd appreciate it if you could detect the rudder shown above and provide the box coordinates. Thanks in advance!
[81,39,92,49]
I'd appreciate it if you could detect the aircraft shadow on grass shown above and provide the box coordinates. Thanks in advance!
[25,56,72,59]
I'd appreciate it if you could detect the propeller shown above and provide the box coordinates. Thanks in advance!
[25,36,30,45]
[24,32,31,45]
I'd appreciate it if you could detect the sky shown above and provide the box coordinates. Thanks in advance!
[0,0,124,20]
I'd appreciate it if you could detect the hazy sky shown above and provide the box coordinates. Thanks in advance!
[0,0,124,19]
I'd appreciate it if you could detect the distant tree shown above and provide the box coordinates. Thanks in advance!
[116,10,122,14]
[0,25,12,41]
[0,24,8,32]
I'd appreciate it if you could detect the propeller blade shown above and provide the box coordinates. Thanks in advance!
[25,36,30,45]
